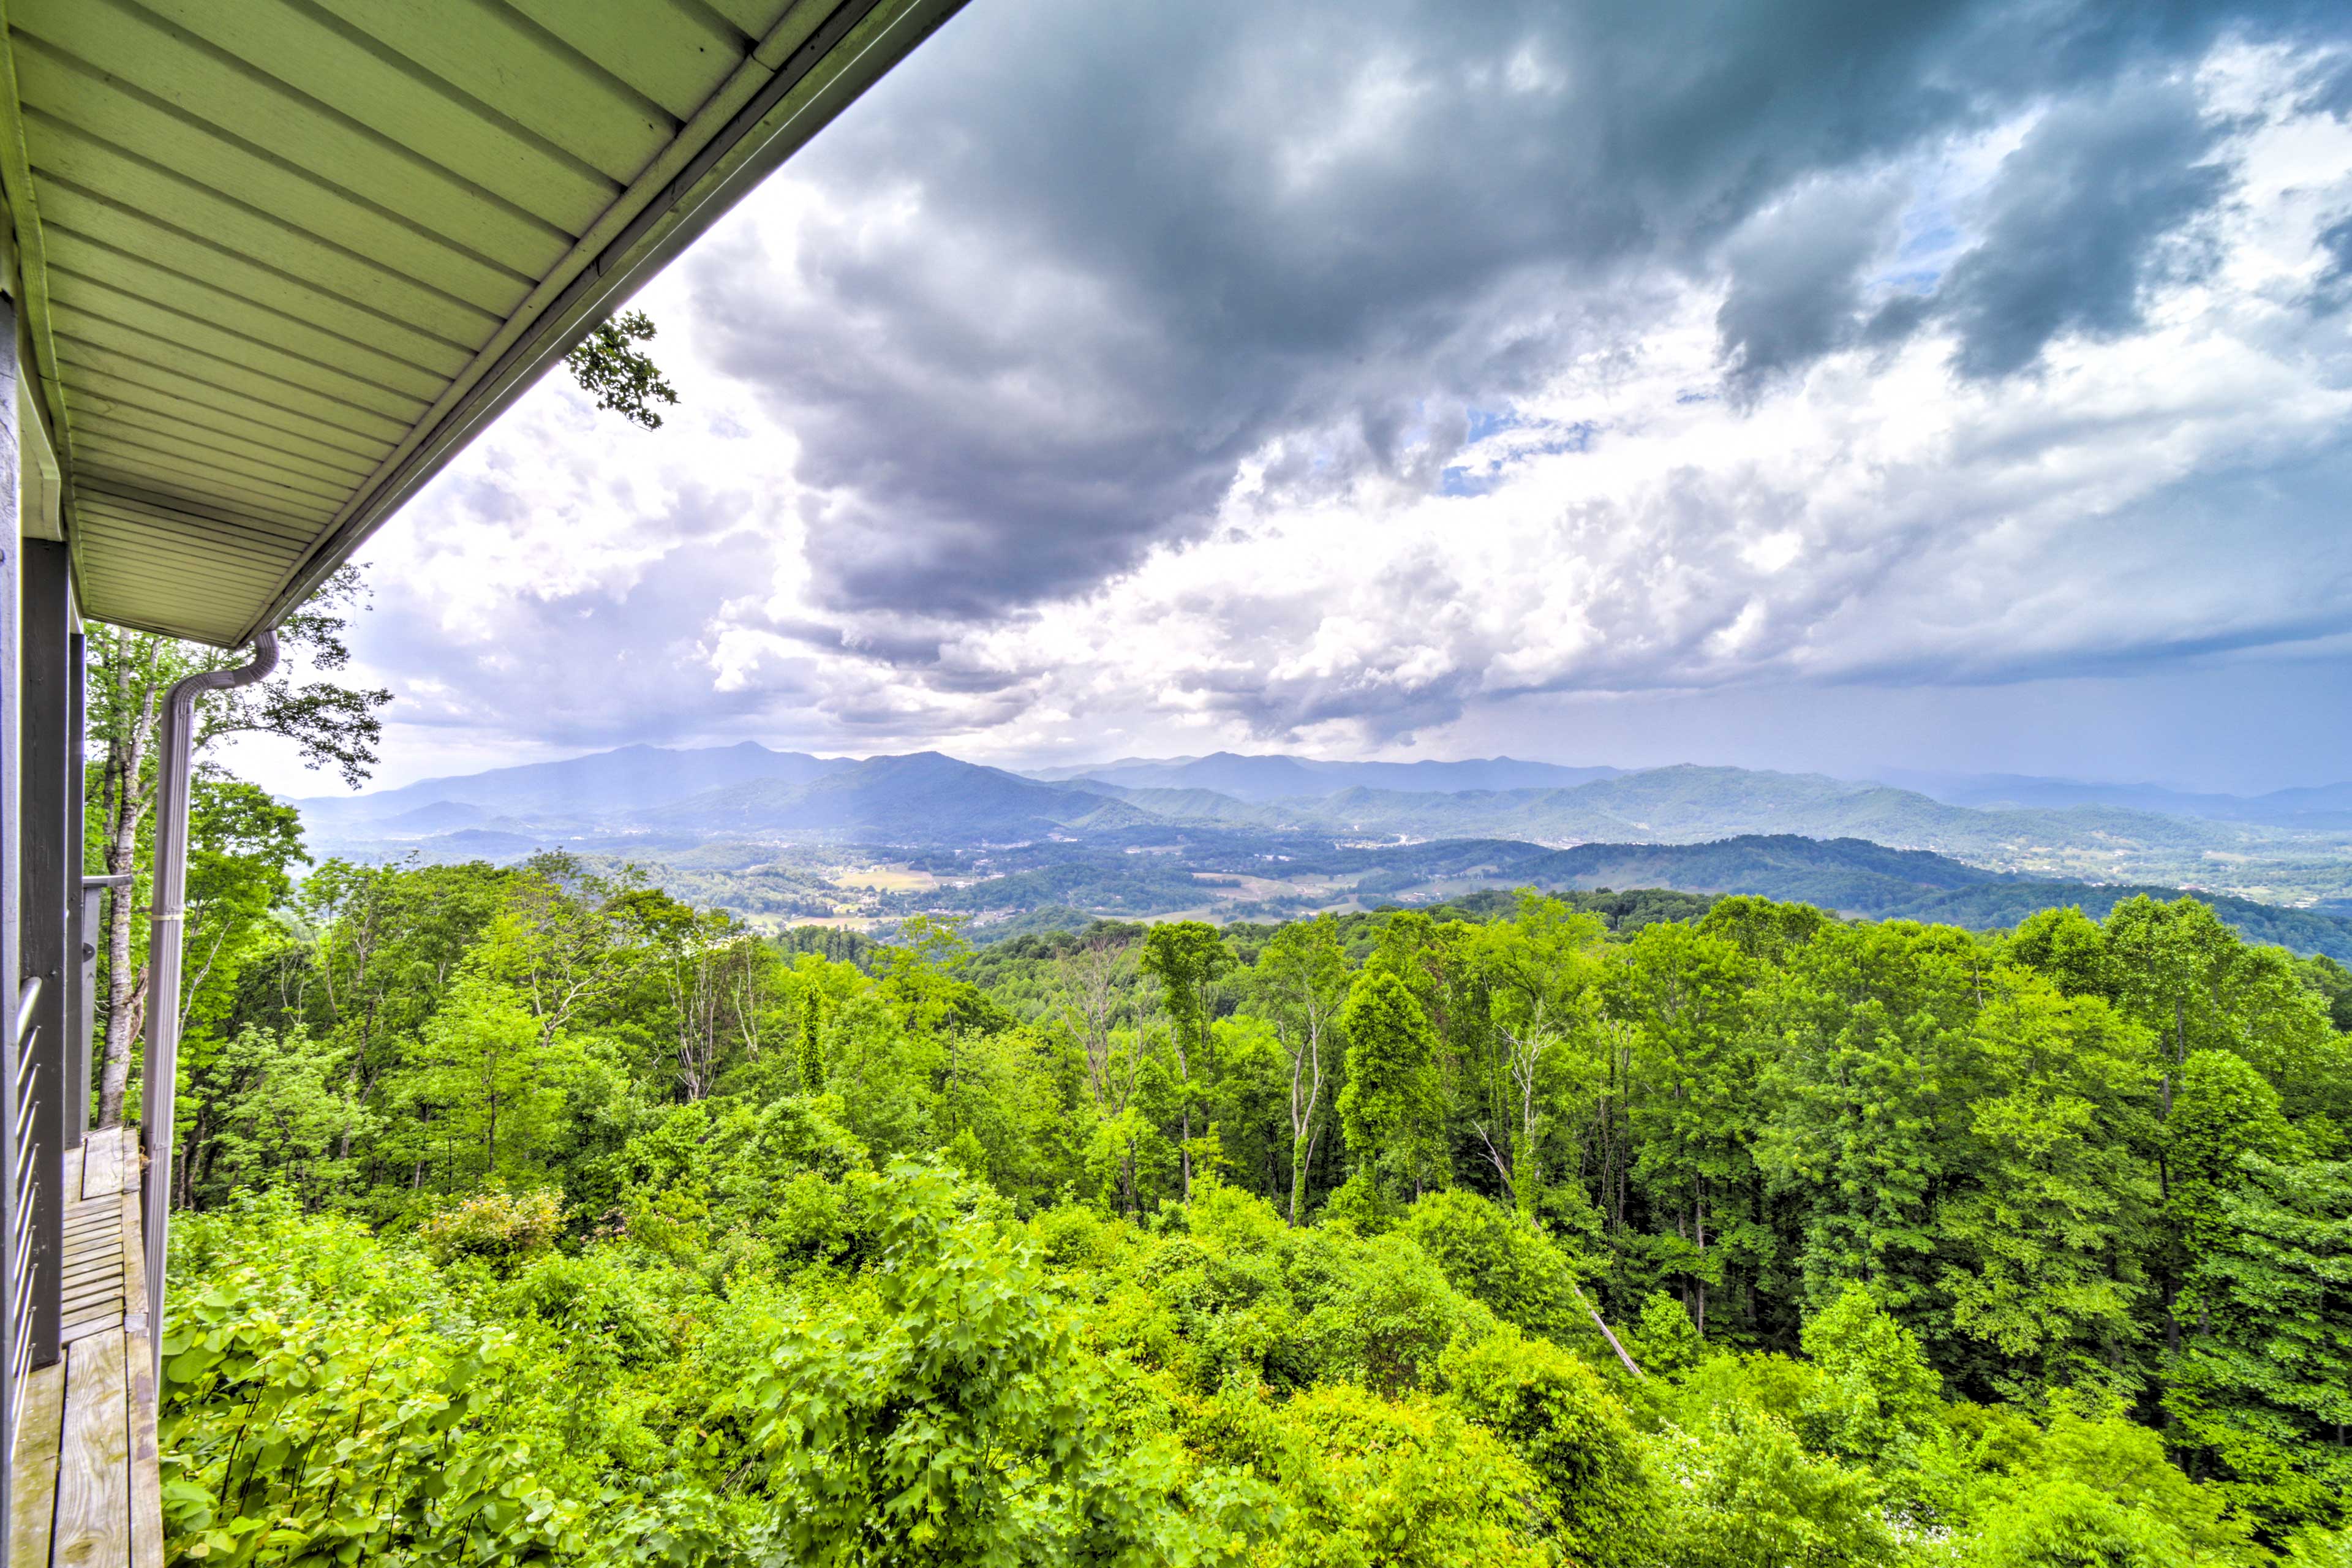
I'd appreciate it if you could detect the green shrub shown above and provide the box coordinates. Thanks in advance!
[1398,1188,1586,1343]
[1649,1405,1903,1568]
[1442,1327,1658,1567]
[1800,1284,1947,1464]
[1964,1477,2193,1568]
[420,1185,564,1264]
[1273,1383,1555,1568]
[160,1208,586,1565]
[1638,1291,1710,1378]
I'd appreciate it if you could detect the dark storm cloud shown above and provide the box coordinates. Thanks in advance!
[2314,214,2352,312]
[1716,178,1905,393]
[693,0,2342,625]
[1936,80,2228,379]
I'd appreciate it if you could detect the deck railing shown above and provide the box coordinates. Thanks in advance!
[1,342,146,1559]
[6,974,40,1441]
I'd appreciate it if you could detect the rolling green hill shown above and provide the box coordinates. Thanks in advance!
[298,747,2352,907]
[1289,835,2352,960]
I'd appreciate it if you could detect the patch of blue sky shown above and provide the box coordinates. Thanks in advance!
[1440,418,1597,494]
[1874,153,1990,296]
[1877,266,1945,295]
[1874,215,1961,295]
[1464,405,1521,442]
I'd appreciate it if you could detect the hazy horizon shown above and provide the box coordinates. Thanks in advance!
[271,734,2351,807]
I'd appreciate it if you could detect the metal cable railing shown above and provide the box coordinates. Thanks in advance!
[7,974,44,1438]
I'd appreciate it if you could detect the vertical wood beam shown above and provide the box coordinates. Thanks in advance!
[0,286,25,1568]
[20,539,69,1373]
[62,633,81,1153]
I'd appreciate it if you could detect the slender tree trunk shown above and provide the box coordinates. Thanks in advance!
[1175,1027,1193,1203]
[177,1103,208,1210]
[98,690,159,1126]
[1286,1020,1323,1225]
[1695,1182,1708,1334]
[2161,998,2184,1118]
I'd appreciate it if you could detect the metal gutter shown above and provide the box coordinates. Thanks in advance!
[138,629,276,1376]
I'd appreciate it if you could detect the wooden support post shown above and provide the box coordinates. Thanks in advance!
[62,633,83,1153]
[73,876,123,1166]
[0,285,24,1565]
[21,539,72,1374]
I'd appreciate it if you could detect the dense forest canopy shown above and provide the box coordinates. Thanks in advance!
[146,832,2352,1566]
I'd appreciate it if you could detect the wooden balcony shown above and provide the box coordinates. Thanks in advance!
[7,1130,160,1568]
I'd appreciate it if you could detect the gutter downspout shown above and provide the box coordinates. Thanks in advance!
[140,631,276,1376]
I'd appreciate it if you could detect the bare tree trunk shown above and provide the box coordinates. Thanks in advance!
[1570,1278,1646,1380]
[98,684,159,1127]
[1285,1017,1324,1225]
[1061,940,1126,1108]
[1178,1105,1193,1202]
[1695,1182,1708,1334]
[177,1102,207,1210]
[1172,1009,1193,1204]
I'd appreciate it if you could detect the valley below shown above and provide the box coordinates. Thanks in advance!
[292,745,2352,961]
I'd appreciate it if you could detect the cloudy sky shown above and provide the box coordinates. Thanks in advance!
[236,0,2352,799]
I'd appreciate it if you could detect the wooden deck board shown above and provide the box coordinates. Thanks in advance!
[61,1293,126,1320]
[9,1360,65,1567]
[13,1131,160,1568]
[80,1131,123,1202]
[54,1332,131,1568]
[123,1338,161,1568]
[119,1195,146,1342]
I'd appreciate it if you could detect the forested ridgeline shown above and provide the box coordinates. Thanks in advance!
[155,851,2352,1566]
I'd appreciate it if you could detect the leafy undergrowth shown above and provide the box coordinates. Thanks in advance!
[162,1158,2348,1567]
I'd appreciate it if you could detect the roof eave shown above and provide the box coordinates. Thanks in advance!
[238,0,968,646]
